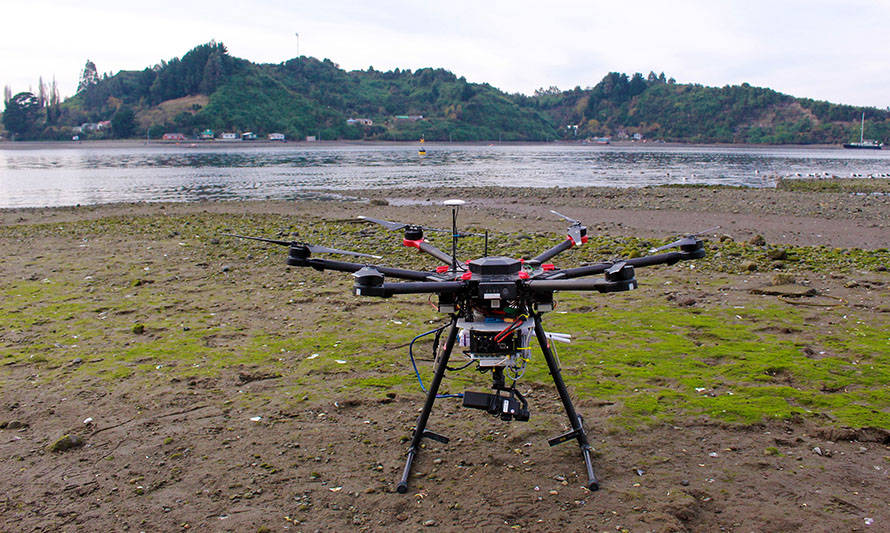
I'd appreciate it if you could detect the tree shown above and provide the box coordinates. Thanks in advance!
[111,105,136,138]
[3,92,42,138]
[77,60,99,93]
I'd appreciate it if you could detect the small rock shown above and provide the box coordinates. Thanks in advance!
[749,235,766,246]
[221,265,231,273]
[767,248,787,260]
[771,273,796,286]
[741,260,758,272]
[132,324,145,335]
[678,297,697,307]
[719,234,734,242]
[844,280,859,288]
[5,420,28,430]
[423,519,437,527]
[680,479,690,486]
[813,447,823,456]
[69,357,83,366]
[49,434,84,452]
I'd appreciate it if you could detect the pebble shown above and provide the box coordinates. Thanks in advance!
[423,519,437,527]
[680,480,690,486]
[48,434,84,452]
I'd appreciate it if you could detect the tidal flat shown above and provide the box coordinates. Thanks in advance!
[1,184,888,531]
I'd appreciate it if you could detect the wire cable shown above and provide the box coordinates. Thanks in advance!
[408,325,463,399]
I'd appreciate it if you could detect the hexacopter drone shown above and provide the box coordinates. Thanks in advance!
[228,200,705,493]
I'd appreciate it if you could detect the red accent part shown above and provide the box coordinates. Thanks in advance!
[518,271,529,279]
[403,238,423,249]
[436,266,450,273]
[581,235,588,244]
[542,264,555,271]
[566,235,576,247]
[461,272,472,280]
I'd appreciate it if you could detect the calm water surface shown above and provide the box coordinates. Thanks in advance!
[1,143,889,208]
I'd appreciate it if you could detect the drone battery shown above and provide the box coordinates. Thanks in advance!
[469,330,515,355]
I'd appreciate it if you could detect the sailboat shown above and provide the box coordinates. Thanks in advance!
[843,112,883,149]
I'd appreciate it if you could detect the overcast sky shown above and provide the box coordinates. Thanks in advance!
[2,0,889,108]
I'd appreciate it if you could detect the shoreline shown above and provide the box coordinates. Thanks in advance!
[0,138,849,151]
[2,183,888,249]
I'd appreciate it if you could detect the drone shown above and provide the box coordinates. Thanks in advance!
[227,200,706,493]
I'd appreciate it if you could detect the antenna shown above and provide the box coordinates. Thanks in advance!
[444,199,465,272]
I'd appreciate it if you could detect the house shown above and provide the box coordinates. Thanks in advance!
[219,132,239,141]
[268,133,286,142]
[97,120,111,130]
[347,118,373,126]
[162,133,186,141]
[241,132,257,141]
[394,115,423,123]
[305,136,316,142]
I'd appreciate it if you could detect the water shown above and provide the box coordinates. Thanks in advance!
[1,143,888,208]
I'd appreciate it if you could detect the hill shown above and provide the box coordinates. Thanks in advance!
[3,41,889,143]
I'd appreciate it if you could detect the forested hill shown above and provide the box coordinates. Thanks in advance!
[3,41,889,143]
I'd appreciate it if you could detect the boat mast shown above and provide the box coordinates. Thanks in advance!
[860,112,865,143]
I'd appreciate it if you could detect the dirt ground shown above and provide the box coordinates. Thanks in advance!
[1,187,889,532]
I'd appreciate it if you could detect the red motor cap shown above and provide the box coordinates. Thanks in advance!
[542,264,555,271]
[436,266,450,273]
[403,239,423,249]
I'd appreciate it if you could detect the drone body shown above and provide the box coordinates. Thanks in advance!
[228,201,705,493]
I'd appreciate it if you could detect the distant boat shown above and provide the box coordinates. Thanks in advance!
[418,135,426,156]
[843,112,883,149]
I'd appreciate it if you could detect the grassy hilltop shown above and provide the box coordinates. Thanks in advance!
[5,41,890,143]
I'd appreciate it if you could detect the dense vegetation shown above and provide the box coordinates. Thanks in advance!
[3,42,889,143]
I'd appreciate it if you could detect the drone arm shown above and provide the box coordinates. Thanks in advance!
[406,239,461,266]
[526,277,636,294]
[541,247,705,280]
[356,281,466,298]
[288,256,435,281]
[529,238,574,265]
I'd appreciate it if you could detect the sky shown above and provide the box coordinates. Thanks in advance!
[2,0,889,108]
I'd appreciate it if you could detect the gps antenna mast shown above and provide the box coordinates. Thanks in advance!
[444,199,464,272]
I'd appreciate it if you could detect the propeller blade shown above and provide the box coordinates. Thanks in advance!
[223,233,292,247]
[550,209,581,225]
[357,216,407,231]
[649,226,720,253]
[305,244,382,259]
[224,233,381,258]
[358,215,455,235]
[689,225,721,238]
[567,226,583,245]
